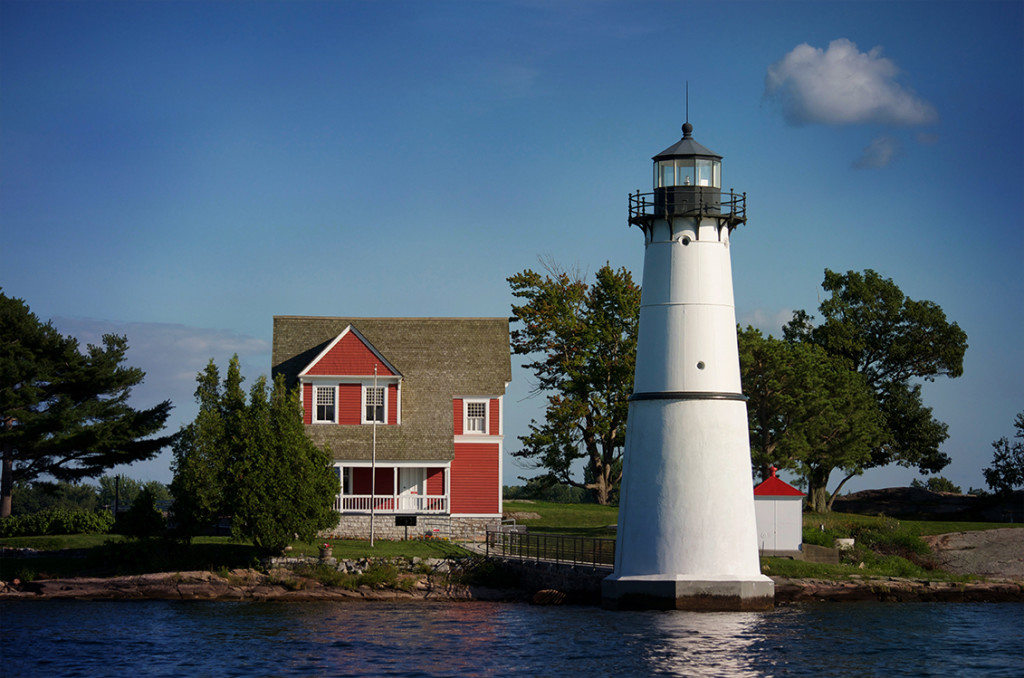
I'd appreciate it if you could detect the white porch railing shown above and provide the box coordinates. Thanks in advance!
[334,494,449,514]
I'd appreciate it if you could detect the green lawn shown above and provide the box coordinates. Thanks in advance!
[3,504,1017,582]
[503,500,619,536]
[0,534,470,581]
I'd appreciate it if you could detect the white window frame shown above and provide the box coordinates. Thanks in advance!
[313,384,337,424]
[362,384,387,424]
[464,399,488,435]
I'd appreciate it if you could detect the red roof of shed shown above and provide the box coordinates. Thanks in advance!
[753,467,805,497]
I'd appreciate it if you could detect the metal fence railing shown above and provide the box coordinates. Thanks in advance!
[485,529,615,569]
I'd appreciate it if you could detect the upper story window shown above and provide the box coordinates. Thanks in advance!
[465,401,487,434]
[364,385,385,424]
[314,385,336,423]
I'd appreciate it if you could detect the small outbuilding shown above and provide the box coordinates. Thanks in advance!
[753,467,805,557]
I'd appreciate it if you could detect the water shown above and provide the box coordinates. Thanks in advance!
[1,600,1021,677]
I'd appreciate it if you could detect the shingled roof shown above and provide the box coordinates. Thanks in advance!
[272,317,511,462]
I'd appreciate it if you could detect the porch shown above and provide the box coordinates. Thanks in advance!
[332,494,449,514]
[333,462,449,515]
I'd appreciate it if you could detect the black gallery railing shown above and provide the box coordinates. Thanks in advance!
[485,529,616,569]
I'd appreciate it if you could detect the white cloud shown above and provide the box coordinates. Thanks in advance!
[765,39,938,126]
[853,135,901,169]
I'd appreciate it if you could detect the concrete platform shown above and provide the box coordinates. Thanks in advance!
[602,574,774,611]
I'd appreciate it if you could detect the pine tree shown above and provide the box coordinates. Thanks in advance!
[1,291,173,517]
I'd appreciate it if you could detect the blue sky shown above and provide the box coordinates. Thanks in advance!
[3,0,1022,495]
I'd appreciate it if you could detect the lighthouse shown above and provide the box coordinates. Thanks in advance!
[602,121,774,611]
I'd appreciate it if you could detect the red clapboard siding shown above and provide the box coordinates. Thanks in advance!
[388,384,398,425]
[302,383,313,424]
[489,398,500,436]
[451,443,499,514]
[452,399,463,435]
[305,332,395,376]
[426,467,445,496]
[338,383,361,425]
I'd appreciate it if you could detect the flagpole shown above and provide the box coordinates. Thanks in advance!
[370,364,378,548]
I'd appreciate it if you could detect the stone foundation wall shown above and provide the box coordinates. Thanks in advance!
[322,515,499,542]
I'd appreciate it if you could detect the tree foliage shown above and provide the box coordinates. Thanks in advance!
[508,263,640,505]
[738,327,885,511]
[8,480,99,516]
[1,291,174,517]
[170,356,339,554]
[984,411,1024,495]
[910,476,962,494]
[96,474,170,509]
[783,269,967,504]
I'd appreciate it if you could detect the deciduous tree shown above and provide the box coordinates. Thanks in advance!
[508,263,640,505]
[984,411,1024,495]
[784,269,967,496]
[738,327,885,511]
[1,291,174,517]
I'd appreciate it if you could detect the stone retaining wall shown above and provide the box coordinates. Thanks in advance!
[323,515,498,542]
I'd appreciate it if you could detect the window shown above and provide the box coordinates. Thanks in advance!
[365,386,385,423]
[314,385,336,423]
[466,401,487,434]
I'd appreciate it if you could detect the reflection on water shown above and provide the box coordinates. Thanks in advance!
[1,600,1021,677]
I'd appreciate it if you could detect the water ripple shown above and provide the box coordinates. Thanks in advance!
[1,600,1021,677]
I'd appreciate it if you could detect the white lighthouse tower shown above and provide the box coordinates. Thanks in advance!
[602,121,774,611]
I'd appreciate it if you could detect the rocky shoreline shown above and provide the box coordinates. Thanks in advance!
[4,528,1021,605]
[2,569,1021,604]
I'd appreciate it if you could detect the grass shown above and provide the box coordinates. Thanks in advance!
[503,500,618,536]
[3,504,1017,583]
[290,539,470,560]
[0,533,471,581]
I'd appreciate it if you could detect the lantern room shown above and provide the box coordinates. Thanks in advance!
[653,122,722,189]
[652,121,723,217]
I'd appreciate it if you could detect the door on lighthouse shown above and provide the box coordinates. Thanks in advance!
[398,467,425,512]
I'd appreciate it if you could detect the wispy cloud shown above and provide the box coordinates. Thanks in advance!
[853,135,901,169]
[51,317,270,421]
[764,39,938,127]
[738,308,795,336]
[46,318,272,483]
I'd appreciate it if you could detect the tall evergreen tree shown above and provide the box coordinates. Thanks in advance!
[171,357,338,554]
[1,291,174,517]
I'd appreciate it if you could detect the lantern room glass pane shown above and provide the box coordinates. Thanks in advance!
[696,159,714,187]
[659,161,674,188]
[713,161,721,188]
[677,159,694,186]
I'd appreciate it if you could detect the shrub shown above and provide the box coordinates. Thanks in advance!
[0,508,114,537]
[115,488,165,538]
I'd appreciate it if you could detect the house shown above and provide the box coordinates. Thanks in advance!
[272,316,511,540]
[753,467,805,557]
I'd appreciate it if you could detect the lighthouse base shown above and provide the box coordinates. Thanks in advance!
[602,574,774,611]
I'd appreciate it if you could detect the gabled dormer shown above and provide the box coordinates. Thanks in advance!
[297,325,403,426]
